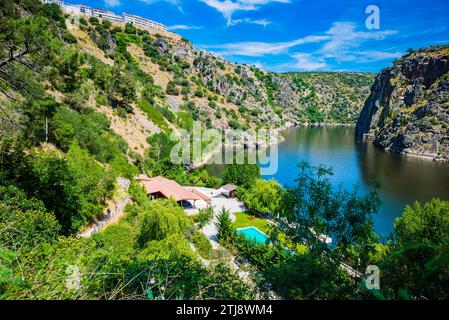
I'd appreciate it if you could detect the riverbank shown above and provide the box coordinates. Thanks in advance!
[188,128,285,169]
[204,125,449,236]
[362,135,449,163]
[189,122,357,169]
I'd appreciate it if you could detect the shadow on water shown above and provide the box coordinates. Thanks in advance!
[205,126,449,236]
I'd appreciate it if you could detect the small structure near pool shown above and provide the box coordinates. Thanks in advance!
[136,174,210,208]
[219,184,237,198]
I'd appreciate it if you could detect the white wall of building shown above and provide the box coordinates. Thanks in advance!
[40,0,166,31]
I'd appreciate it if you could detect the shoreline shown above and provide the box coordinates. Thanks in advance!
[188,122,357,170]
[392,148,448,163]
[363,137,449,163]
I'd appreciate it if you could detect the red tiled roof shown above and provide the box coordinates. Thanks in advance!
[186,187,211,202]
[136,175,202,202]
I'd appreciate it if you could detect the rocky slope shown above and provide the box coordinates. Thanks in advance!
[356,45,449,161]
[279,72,374,124]
[0,8,374,160]
[74,17,373,136]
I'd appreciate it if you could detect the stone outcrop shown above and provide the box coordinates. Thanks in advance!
[356,45,449,161]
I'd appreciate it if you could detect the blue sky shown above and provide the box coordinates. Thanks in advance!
[75,0,449,73]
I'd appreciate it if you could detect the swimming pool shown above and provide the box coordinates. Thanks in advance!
[236,226,269,244]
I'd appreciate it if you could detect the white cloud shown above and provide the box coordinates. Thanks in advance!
[288,53,327,71]
[205,35,329,56]
[104,0,121,7]
[321,22,398,61]
[229,18,272,27]
[168,25,203,30]
[354,50,402,62]
[206,20,401,72]
[200,0,290,25]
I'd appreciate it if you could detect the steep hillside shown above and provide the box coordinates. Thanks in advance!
[67,17,374,138]
[0,1,375,164]
[356,46,449,161]
[278,72,374,124]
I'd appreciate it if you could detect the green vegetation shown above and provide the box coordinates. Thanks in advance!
[0,1,251,300]
[0,138,114,234]
[374,199,449,299]
[192,231,212,259]
[137,100,169,133]
[222,160,260,188]
[216,208,236,244]
[240,179,283,216]
[232,212,270,234]
[285,72,374,124]
[195,206,214,230]
[1,0,448,301]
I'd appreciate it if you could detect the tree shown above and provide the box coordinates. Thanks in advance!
[242,179,283,215]
[124,22,137,35]
[222,161,260,188]
[65,141,115,229]
[166,81,179,96]
[0,15,56,100]
[216,208,236,245]
[276,162,381,299]
[107,62,136,111]
[394,199,449,246]
[145,132,176,164]
[0,185,60,249]
[376,199,449,300]
[137,199,193,247]
[196,206,214,230]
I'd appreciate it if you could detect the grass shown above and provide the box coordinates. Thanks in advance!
[232,211,270,234]
[137,100,169,133]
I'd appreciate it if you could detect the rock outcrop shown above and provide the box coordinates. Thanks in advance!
[356,45,449,161]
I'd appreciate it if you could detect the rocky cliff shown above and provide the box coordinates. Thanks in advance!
[74,17,373,133]
[356,45,449,161]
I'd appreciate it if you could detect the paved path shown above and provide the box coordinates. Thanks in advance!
[184,187,247,249]
[79,197,132,238]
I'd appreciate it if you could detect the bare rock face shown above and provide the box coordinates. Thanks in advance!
[356,45,449,161]
[155,37,170,56]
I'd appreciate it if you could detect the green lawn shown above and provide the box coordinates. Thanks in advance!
[232,211,270,233]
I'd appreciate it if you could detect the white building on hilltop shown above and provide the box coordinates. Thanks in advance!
[39,0,167,31]
[123,13,167,31]
[92,8,122,23]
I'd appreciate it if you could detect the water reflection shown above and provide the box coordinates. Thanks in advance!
[205,126,449,235]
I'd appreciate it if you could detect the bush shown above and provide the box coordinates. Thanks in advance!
[191,232,212,259]
[137,100,169,132]
[89,17,99,25]
[196,206,214,230]
[137,199,193,247]
[166,81,179,96]
[194,89,204,98]
[222,161,260,188]
[216,61,225,70]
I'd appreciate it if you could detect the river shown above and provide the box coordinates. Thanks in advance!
[205,126,449,237]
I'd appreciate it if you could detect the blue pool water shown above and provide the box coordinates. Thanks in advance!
[237,227,269,244]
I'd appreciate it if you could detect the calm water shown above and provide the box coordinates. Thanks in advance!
[206,126,449,236]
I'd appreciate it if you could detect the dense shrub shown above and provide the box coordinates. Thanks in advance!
[191,232,212,259]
